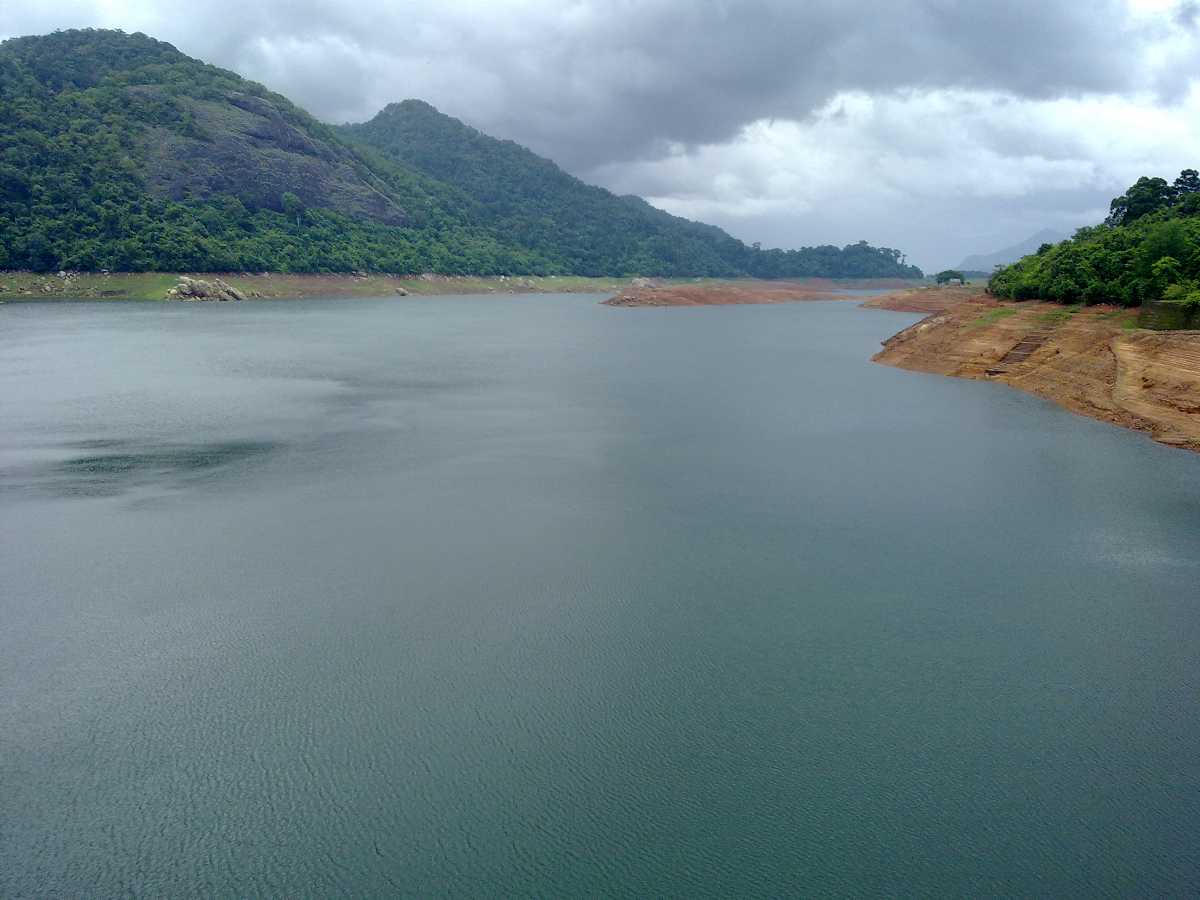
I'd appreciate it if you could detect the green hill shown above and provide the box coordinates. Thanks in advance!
[989,171,1200,308]
[0,28,923,278]
[338,100,922,279]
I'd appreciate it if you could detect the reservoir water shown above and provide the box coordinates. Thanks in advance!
[2,294,1198,896]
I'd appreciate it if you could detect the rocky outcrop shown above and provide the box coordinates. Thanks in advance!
[168,276,247,301]
[138,87,407,226]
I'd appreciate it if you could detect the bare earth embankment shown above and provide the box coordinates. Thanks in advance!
[602,278,918,307]
[872,288,1200,452]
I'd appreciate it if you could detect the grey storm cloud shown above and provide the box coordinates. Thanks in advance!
[0,0,1181,168]
[3,0,1199,267]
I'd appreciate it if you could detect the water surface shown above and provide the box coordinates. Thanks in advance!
[2,294,1198,896]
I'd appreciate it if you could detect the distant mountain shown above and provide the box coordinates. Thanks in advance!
[0,28,922,278]
[957,229,1067,272]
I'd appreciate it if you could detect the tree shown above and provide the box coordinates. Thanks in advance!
[281,192,304,228]
[1151,256,1182,295]
[23,230,57,270]
[1106,176,1174,226]
[1174,169,1200,196]
[936,269,965,285]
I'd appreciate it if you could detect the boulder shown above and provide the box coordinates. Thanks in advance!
[173,275,246,301]
[213,278,247,301]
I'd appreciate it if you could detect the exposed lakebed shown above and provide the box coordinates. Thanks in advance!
[2,294,1198,896]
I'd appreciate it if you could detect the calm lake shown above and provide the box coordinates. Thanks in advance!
[2,294,1198,896]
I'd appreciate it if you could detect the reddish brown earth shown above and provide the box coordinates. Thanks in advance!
[859,284,988,313]
[874,298,1200,452]
[602,278,919,307]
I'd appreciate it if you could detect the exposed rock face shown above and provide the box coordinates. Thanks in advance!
[168,276,247,301]
[138,87,407,226]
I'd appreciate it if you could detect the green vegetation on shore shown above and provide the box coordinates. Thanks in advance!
[0,270,641,301]
[0,29,923,280]
[989,170,1200,309]
[968,307,1016,328]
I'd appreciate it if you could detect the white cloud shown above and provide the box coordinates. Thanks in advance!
[591,86,1200,268]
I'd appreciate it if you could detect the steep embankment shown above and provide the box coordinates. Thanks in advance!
[873,294,1200,451]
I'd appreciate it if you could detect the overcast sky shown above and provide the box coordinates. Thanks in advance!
[4,0,1199,269]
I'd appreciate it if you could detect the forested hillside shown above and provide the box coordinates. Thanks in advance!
[0,29,922,278]
[339,101,921,278]
[989,171,1200,307]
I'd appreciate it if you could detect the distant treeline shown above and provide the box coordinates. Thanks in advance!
[0,29,922,279]
[989,170,1200,308]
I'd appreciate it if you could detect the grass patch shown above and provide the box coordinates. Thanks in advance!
[968,307,1018,328]
[1095,308,1140,330]
[1038,303,1083,325]
[0,271,177,300]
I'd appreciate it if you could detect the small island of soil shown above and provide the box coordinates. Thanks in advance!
[602,278,919,307]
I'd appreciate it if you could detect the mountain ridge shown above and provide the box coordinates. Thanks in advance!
[957,228,1067,272]
[0,28,922,278]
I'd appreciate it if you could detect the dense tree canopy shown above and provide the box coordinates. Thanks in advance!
[989,170,1200,307]
[0,29,923,279]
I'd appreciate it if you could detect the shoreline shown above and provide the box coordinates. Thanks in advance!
[6,271,1197,452]
[0,271,639,302]
[606,279,1200,452]
[870,289,1200,453]
[601,277,922,307]
[0,272,918,303]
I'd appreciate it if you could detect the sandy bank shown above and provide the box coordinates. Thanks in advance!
[873,298,1200,452]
